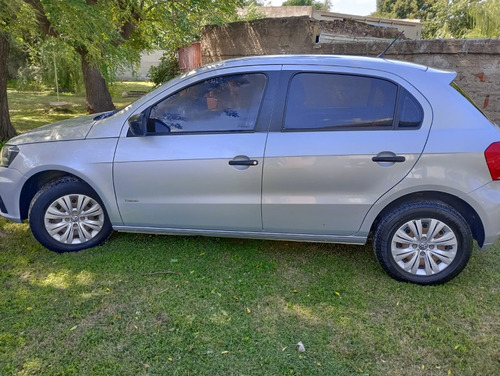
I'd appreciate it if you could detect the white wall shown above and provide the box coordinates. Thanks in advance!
[117,50,167,81]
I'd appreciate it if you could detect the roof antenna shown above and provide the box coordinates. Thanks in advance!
[377,30,405,58]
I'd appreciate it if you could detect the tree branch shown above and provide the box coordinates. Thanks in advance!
[23,0,60,38]
[116,0,142,43]
[145,0,176,14]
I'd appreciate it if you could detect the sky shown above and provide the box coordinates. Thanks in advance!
[267,0,377,17]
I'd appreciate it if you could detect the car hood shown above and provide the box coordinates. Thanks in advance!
[7,114,97,146]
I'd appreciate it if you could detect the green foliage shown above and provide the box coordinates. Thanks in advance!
[0,2,81,93]
[375,0,500,39]
[0,0,22,32]
[19,0,245,91]
[148,0,265,87]
[282,0,329,11]
[243,0,264,4]
[422,0,479,38]
[236,2,267,22]
[15,65,43,91]
[16,39,83,93]
[37,0,144,71]
[467,0,500,37]
[148,52,181,87]
[375,0,425,19]
[137,0,246,51]
[0,2,37,55]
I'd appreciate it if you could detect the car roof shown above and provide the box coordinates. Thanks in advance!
[200,54,456,81]
[203,54,426,70]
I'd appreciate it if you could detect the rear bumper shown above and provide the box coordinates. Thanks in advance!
[468,181,500,248]
[0,167,26,223]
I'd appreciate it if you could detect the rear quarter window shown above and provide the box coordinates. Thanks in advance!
[398,88,424,128]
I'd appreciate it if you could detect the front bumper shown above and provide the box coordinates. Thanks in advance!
[0,167,26,223]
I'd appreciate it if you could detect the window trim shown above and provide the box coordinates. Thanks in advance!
[280,71,423,132]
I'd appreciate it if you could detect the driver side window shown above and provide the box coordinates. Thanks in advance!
[148,73,267,134]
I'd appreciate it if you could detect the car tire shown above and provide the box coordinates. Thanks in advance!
[373,201,473,285]
[29,177,112,253]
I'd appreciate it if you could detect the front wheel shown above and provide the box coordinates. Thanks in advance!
[29,177,112,253]
[373,201,473,285]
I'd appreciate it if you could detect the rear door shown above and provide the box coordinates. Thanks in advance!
[262,67,432,235]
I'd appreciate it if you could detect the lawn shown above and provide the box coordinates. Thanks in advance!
[7,81,153,134]
[0,85,499,375]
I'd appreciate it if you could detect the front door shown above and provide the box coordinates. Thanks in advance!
[113,72,271,231]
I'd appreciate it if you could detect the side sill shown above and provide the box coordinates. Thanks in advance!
[112,226,367,245]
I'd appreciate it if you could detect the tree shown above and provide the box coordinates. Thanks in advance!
[375,0,425,19]
[0,0,28,141]
[467,0,500,37]
[24,0,141,113]
[23,0,245,114]
[375,0,484,39]
[0,32,17,141]
[422,0,481,38]
[282,0,330,11]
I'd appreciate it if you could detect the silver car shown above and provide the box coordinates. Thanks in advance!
[2,55,500,285]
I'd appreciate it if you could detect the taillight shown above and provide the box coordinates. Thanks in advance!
[484,142,500,180]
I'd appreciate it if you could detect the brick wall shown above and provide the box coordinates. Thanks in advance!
[316,39,500,123]
[201,17,500,124]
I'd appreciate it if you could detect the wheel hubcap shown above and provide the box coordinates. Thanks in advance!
[44,194,104,244]
[391,218,458,276]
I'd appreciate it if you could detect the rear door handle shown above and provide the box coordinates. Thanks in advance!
[372,156,406,163]
[228,160,259,166]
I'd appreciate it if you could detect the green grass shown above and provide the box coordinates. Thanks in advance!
[1,86,499,375]
[0,219,499,375]
[7,81,153,134]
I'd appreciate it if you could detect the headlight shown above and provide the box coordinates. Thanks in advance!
[0,145,20,167]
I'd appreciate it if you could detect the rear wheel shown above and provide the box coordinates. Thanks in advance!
[373,201,473,285]
[29,177,112,253]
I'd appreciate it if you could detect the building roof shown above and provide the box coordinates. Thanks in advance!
[238,6,422,39]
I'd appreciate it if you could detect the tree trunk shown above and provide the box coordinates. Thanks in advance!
[79,50,115,114]
[0,32,18,141]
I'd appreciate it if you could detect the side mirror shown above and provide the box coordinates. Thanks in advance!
[128,113,147,136]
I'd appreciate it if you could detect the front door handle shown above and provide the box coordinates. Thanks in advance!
[228,160,259,166]
[372,156,406,163]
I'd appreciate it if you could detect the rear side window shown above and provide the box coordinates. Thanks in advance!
[284,73,398,130]
[148,73,267,134]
